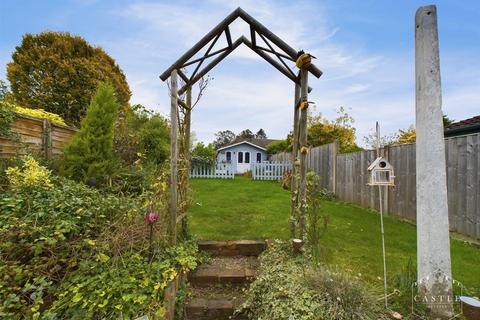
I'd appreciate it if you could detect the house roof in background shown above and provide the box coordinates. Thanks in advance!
[444,115,480,137]
[216,138,278,152]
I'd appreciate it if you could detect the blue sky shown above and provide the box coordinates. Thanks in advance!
[1,0,479,146]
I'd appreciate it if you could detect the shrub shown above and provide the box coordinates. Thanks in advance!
[266,139,289,154]
[240,242,389,320]
[5,155,53,191]
[0,100,67,126]
[45,242,200,319]
[107,162,159,196]
[0,101,16,138]
[62,82,119,183]
[114,104,170,166]
[0,176,136,317]
[191,142,216,167]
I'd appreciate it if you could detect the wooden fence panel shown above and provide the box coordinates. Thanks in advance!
[271,134,480,239]
[0,115,76,158]
[270,142,338,190]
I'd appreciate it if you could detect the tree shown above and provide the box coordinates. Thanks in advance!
[114,104,170,165]
[237,129,255,140]
[397,126,416,144]
[213,130,236,149]
[61,83,120,183]
[255,128,267,139]
[364,114,453,148]
[191,142,216,166]
[266,140,288,154]
[7,32,131,125]
[308,107,362,153]
[443,114,454,126]
[192,142,216,159]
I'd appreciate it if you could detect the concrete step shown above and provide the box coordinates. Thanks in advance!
[197,240,267,257]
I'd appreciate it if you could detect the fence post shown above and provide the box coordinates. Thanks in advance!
[332,141,338,194]
[42,119,52,159]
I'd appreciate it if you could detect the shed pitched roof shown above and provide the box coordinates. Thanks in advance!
[217,138,278,151]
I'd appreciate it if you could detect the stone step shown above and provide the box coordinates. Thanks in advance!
[197,240,267,257]
[185,286,247,320]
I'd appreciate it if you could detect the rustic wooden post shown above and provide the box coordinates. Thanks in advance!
[298,68,309,239]
[181,87,192,238]
[290,83,301,239]
[185,87,192,163]
[170,70,179,244]
[415,5,453,317]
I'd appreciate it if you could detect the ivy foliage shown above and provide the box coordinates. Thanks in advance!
[45,242,200,319]
[0,101,15,138]
[240,242,390,320]
[0,158,201,318]
[0,175,136,318]
[7,31,131,125]
[61,82,119,183]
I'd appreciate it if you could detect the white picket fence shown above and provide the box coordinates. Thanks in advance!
[190,163,235,179]
[251,161,292,180]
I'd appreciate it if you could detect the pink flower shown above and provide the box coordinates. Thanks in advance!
[145,212,159,224]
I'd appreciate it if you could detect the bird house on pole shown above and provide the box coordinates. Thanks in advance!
[367,157,395,186]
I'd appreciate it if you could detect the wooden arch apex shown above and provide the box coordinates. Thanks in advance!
[159,7,322,94]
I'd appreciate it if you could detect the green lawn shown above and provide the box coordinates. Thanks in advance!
[188,176,480,296]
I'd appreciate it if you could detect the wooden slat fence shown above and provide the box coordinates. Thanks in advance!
[190,163,235,179]
[270,142,338,190]
[270,134,480,239]
[251,161,291,180]
[0,114,77,159]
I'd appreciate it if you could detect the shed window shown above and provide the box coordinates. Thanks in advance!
[226,151,231,162]
[256,152,261,163]
[245,152,250,164]
[238,152,243,163]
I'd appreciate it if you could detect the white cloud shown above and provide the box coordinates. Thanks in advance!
[112,0,399,144]
[3,0,476,148]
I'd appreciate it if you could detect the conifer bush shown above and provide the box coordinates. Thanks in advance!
[61,82,119,183]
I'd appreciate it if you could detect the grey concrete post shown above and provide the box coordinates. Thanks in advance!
[415,5,453,318]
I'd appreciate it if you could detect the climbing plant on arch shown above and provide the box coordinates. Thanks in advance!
[159,7,323,243]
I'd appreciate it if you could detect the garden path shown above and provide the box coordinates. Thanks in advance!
[184,240,266,320]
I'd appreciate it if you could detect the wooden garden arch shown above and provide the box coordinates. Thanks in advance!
[159,7,322,244]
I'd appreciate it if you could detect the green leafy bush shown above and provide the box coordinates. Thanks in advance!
[240,242,389,320]
[5,155,53,191]
[61,82,120,183]
[191,142,216,167]
[266,139,289,154]
[113,104,170,166]
[45,242,200,319]
[0,176,135,318]
[0,100,16,138]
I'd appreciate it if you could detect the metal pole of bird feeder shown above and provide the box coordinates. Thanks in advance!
[376,121,388,308]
